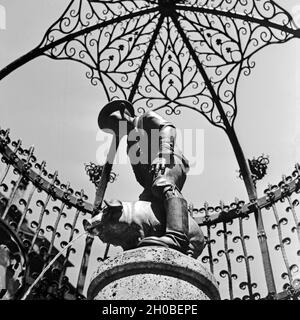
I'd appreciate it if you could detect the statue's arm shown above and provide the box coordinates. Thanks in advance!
[143,111,176,171]
[158,125,176,158]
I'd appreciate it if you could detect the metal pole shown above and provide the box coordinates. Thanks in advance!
[226,126,277,297]
[171,12,277,297]
[76,134,120,296]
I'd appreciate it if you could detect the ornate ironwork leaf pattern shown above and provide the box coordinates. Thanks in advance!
[41,0,298,129]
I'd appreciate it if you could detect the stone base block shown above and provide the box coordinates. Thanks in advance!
[87,247,220,300]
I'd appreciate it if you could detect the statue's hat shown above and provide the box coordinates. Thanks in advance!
[98,100,135,130]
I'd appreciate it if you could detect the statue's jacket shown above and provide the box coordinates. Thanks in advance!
[126,110,190,190]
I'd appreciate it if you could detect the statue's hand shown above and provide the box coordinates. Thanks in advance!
[151,156,169,177]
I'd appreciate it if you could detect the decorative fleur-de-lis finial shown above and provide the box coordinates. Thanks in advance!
[219,200,225,211]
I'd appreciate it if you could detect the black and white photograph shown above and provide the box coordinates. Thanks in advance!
[0,0,299,312]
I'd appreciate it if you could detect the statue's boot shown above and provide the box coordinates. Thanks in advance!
[137,197,189,254]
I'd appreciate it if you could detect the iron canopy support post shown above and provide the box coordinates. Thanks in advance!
[170,11,277,297]
[76,135,120,296]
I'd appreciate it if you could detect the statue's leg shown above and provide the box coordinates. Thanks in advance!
[137,163,190,254]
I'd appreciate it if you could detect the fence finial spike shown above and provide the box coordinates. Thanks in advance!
[267,183,272,190]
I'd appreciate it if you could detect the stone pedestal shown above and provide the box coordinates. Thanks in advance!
[87,247,220,300]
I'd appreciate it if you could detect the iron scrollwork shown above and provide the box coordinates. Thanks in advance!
[37,0,299,130]
[239,154,270,184]
[85,162,117,187]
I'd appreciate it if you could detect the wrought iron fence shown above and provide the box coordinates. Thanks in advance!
[0,128,299,300]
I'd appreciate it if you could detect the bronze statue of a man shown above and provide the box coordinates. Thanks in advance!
[98,100,190,254]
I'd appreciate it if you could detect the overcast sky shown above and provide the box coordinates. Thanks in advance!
[1,0,300,297]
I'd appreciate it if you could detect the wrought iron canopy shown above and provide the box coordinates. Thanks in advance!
[36,0,299,131]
